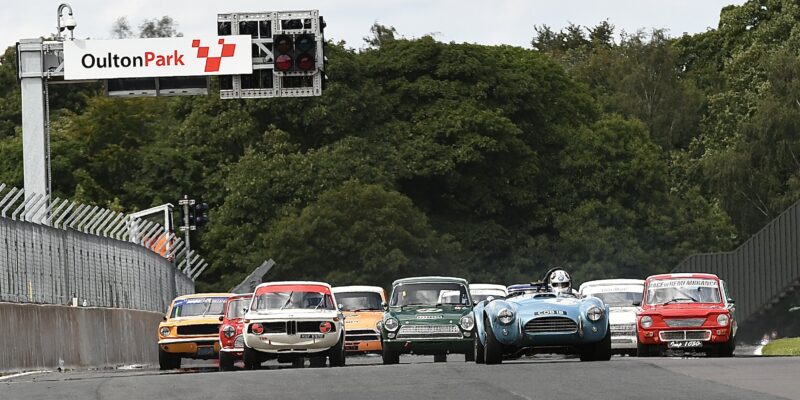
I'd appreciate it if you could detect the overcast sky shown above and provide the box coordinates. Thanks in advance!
[1,0,745,50]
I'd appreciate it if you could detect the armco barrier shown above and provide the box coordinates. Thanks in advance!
[0,302,163,371]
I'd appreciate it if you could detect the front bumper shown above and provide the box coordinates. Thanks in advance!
[383,337,473,355]
[158,336,220,358]
[345,340,382,353]
[638,327,732,345]
[244,332,340,354]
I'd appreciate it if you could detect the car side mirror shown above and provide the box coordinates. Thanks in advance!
[338,304,344,311]
[162,315,167,321]
[382,301,388,311]
[473,300,478,306]
[727,298,735,304]
[218,316,224,322]
[632,301,641,307]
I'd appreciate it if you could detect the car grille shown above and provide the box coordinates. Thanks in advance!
[252,321,335,335]
[659,330,711,341]
[233,335,244,349]
[396,324,462,339]
[297,321,336,332]
[524,317,578,334]
[611,324,636,333]
[664,318,706,328]
[176,324,220,336]
[263,322,286,334]
[346,329,380,342]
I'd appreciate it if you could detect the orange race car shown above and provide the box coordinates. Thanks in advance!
[332,286,387,353]
[157,293,233,369]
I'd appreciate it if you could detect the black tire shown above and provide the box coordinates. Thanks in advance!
[484,317,503,365]
[158,347,180,370]
[715,339,735,357]
[242,345,261,370]
[219,351,236,371]
[292,358,305,368]
[637,341,660,357]
[475,336,485,364]
[434,354,447,363]
[382,345,400,365]
[309,355,327,368]
[580,326,612,362]
[329,334,346,367]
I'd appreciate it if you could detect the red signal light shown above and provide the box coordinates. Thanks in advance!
[252,323,264,334]
[275,54,293,71]
[296,53,315,71]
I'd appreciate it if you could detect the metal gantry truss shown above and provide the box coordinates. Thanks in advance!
[0,184,209,281]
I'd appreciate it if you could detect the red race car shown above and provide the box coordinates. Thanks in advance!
[218,293,253,371]
[636,273,736,357]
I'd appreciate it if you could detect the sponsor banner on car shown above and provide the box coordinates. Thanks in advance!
[63,36,252,80]
[174,297,229,306]
[649,279,718,289]
[584,285,644,295]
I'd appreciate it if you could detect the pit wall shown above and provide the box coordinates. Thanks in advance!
[0,302,163,371]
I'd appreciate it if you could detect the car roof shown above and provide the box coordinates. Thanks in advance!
[253,281,332,290]
[332,285,385,294]
[392,276,468,286]
[226,293,253,301]
[646,273,719,281]
[469,283,507,291]
[172,293,233,302]
[579,279,645,291]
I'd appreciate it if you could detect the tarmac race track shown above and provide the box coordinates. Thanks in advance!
[2,354,799,400]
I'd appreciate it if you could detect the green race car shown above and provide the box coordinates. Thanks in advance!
[380,276,475,364]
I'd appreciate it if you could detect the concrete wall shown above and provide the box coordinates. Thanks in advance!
[0,302,163,371]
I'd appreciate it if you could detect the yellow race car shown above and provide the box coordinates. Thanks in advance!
[332,286,387,353]
[158,293,233,369]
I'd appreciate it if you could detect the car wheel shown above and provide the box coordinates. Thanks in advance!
[242,345,261,370]
[292,358,305,368]
[474,336,485,364]
[580,325,611,362]
[715,339,735,358]
[309,355,327,368]
[219,351,236,371]
[483,316,503,365]
[158,346,180,370]
[434,354,447,363]
[637,341,660,357]
[382,344,400,365]
[329,334,346,367]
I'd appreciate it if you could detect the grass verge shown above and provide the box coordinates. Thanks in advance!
[762,337,800,356]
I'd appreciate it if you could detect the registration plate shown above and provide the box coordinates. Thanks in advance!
[668,340,702,349]
[196,346,214,356]
[300,333,325,339]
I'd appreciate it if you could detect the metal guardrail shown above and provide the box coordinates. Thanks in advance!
[673,199,800,325]
[0,185,204,312]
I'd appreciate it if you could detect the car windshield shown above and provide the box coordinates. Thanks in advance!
[335,291,383,311]
[587,291,642,307]
[253,290,335,311]
[170,297,227,318]
[471,291,507,302]
[391,283,470,307]
[225,298,250,319]
[646,279,721,305]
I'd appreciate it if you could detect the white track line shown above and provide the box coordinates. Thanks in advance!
[0,370,50,381]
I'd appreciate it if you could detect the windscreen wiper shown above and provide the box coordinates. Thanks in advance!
[279,292,294,310]
[664,297,698,304]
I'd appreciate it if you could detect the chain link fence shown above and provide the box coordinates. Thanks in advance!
[0,184,200,312]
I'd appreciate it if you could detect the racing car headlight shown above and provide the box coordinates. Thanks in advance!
[640,316,653,329]
[159,326,171,337]
[222,325,235,338]
[716,314,729,327]
[459,315,475,331]
[383,317,399,332]
[376,320,383,331]
[586,306,604,322]
[498,308,514,325]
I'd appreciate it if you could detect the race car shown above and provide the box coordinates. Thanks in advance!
[158,293,233,370]
[469,284,508,303]
[380,276,475,364]
[218,293,253,371]
[332,285,387,353]
[242,281,346,369]
[474,270,611,364]
[579,279,644,355]
[636,273,736,357]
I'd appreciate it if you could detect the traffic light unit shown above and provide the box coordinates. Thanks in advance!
[217,10,324,99]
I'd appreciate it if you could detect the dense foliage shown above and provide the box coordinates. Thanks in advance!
[3,1,798,291]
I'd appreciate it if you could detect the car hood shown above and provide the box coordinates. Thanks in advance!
[389,305,471,324]
[609,307,637,325]
[245,309,340,321]
[161,316,222,327]
[643,303,727,318]
[342,310,383,330]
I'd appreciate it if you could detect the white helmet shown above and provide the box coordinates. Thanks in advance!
[549,269,571,294]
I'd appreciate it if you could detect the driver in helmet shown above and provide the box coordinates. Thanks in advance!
[548,268,579,296]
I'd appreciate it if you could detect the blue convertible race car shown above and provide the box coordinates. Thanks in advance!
[473,271,612,364]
